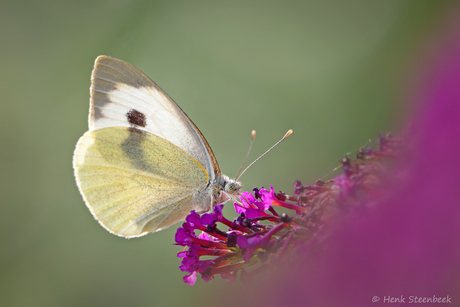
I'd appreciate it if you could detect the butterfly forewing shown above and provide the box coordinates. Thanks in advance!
[89,55,218,178]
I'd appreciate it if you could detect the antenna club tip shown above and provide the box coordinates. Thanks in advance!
[251,130,256,137]
[284,129,293,137]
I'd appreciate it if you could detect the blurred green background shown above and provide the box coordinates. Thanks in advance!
[1,0,453,306]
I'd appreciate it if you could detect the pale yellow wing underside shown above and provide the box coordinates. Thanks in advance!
[73,126,209,238]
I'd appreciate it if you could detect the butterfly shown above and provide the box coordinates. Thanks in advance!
[73,55,242,238]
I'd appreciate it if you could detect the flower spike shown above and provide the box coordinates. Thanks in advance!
[175,133,403,284]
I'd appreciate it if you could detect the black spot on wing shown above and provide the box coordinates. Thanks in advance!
[127,109,146,127]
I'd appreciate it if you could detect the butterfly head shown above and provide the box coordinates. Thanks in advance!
[211,174,242,206]
[224,179,243,198]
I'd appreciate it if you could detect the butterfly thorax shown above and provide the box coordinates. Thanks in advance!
[192,174,242,214]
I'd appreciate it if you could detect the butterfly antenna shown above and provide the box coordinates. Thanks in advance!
[236,129,293,181]
[235,130,257,180]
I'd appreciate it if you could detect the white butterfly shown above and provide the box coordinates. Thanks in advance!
[73,56,242,238]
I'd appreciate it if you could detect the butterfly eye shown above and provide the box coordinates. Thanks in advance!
[225,181,242,195]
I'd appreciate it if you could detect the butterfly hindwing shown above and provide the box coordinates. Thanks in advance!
[73,126,209,237]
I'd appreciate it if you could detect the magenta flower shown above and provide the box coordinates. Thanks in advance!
[182,271,197,285]
[175,131,403,285]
